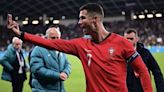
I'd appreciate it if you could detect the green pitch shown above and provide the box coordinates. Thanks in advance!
[0,53,163,92]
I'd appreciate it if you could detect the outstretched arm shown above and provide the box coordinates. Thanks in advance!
[7,14,79,55]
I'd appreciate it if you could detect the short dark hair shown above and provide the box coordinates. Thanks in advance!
[79,3,104,18]
[124,28,138,37]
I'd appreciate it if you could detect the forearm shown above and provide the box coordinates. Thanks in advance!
[31,65,60,80]
[150,62,164,91]
[0,58,13,71]
[22,32,78,55]
[37,68,60,79]
[2,62,13,71]
[63,65,71,76]
[63,56,71,76]
[147,53,164,91]
[131,56,153,92]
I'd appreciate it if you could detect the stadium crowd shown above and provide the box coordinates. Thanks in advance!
[0,19,164,51]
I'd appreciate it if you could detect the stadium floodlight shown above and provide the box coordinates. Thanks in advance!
[141,12,144,14]
[144,9,148,13]
[155,13,162,17]
[147,14,153,18]
[53,20,60,24]
[39,16,43,20]
[61,16,66,19]
[32,20,39,24]
[157,37,162,43]
[22,20,28,25]
[25,17,29,21]
[121,11,125,15]
[50,17,54,21]
[138,14,145,19]
[15,16,18,20]
[132,15,137,19]
[45,20,49,24]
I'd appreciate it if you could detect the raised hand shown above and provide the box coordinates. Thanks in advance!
[7,14,21,36]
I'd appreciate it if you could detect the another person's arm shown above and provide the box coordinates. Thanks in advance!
[0,46,14,72]
[0,57,13,72]
[60,54,71,80]
[123,40,153,92]
[145,49,164,92]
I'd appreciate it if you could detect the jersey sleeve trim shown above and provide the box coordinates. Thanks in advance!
[127,52,139,63]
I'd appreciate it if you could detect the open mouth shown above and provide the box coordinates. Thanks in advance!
[79,24,84,28]
[83,29,86,33]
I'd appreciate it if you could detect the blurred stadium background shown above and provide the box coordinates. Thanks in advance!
[0,0,164,92]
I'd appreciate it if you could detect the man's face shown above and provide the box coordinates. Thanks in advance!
[13,39,22,51]
[124,32,138,46]
[47,28,60,40]
[78,10,95,35]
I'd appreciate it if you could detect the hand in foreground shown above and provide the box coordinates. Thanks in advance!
[60,72,68,81]
[7,14,21,36]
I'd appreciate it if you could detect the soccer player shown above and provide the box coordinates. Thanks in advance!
[7,3,152,92]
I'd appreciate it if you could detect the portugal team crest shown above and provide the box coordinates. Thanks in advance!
[109,47,115,55]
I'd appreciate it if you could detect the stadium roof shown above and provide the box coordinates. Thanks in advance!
[1,0,164,19]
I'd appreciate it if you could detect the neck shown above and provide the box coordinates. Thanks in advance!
[91,22,110,43]
[134,43,137,50]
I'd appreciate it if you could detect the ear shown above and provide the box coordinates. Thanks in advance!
[136,36,139,42]
[94,15,99,20]
[92,15,98,22]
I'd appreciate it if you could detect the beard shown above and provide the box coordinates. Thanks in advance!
[83,28,93,35]
[82,24,95,35]
[83,29,88,35]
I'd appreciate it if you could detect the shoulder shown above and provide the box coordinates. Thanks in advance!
[110,33,131,45]
[60,52,67,56]
[110,33,124,41]
[71,37,88,42]
[33,46,47,51]
[31,46,48,55]
[137,43,150,52]
[6,44,15,52]
[4,44,15,56]
[69,37,89,48]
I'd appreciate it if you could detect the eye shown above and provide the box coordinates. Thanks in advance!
[80,16,86,20]
[127,38,134,40]
[51,37,59,39]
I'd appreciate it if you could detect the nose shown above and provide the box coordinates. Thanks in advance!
[78,21,83,28]
[78,20,81,25]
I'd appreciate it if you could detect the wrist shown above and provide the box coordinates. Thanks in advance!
[19,31,25,40]
[18,31,21,36]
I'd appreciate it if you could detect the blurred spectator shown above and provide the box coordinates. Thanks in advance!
[0,19,164,51]
[0,37,28,92]
[124,28,164,92]
[29,26,71,92]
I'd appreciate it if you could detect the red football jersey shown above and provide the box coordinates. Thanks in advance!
[24,32,152,92]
